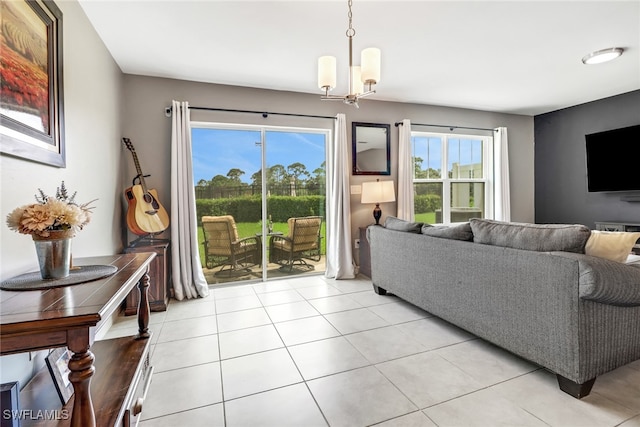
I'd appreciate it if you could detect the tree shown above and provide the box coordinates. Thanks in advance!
[251,169,262,187]
[413,156,441,179]
[196,179,209,187]
[429,168,442,179]
[414,156,426,178]
[268,164,287,185]
[287,162,310,184]
[210,174,231,187]
[226,168,245,183]
[308,161,326,189]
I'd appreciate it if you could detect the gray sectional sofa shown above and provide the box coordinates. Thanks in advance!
[367,218,640,398]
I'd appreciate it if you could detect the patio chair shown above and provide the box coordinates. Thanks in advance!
[202,215,260,275]
[269,216,322,272]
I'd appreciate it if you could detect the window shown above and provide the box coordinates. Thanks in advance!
[412,132,493,224]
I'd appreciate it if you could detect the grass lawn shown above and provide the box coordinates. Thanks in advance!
[198,221,326,267]
[414,212,437,224]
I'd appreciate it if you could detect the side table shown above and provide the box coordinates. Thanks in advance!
[359,226,372,278]
[124,238,170,315]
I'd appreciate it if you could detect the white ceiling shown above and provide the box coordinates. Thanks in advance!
[78,0,640,116]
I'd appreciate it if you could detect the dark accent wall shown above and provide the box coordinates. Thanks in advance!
[534,90,640,227]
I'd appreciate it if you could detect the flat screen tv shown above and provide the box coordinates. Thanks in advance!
[585,124,640,192]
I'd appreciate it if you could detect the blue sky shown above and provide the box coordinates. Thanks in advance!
[191,128,326,184]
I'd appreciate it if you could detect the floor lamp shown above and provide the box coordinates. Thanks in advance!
[361,180,396,225]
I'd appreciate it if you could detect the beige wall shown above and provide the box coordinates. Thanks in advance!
[0,0,123,385]
[121,74,534,251]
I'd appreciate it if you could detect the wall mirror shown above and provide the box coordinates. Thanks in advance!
[352,122,391,175]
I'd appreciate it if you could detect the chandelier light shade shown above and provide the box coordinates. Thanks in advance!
[318,56,337,90]
[361,179,395,225]
[318,0,381,108]
[351,66,364,95]
[361,47,381,84]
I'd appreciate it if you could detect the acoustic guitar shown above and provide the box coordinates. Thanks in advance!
[122,138,170,235]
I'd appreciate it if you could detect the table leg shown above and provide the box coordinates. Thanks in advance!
[67,329,96,427]
[136,271,151,339]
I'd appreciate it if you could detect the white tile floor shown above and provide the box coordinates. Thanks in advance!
[102,275,640,427]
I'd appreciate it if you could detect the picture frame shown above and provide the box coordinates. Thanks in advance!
[0,0,65,167]
[352,122,391,175]
[45,347,73,405]
[0,381,19,427]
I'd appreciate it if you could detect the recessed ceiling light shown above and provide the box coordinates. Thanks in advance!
[582,47,624,65]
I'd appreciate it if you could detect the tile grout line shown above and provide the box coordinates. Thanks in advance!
[254,283,332,427]
[140,276,624,427]
[214,299,227,427]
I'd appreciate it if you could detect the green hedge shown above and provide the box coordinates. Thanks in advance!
[414,194,442,213]
[196,195,326,224]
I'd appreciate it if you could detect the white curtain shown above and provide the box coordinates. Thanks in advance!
[325,114,356,279]
[494,127,511,222]
[170,100,209,300]
[397,119,414,221]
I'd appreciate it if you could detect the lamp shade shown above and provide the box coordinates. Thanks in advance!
[361,180,395,204]
[361,47,381,84]
[318,56,337,90]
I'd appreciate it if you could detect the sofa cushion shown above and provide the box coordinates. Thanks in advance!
[384,216,423,233]
[469,219,591,253]
[421,223,473,241]
[585,231,640,263]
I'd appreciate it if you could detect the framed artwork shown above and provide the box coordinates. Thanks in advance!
[352,122,391,175]
[1,382,19,427]
[45,347,73,405]
[0,0,65,167]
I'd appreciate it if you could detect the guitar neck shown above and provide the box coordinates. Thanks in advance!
[127,145,149,193]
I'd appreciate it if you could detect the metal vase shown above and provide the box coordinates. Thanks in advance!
[33,232,73,280]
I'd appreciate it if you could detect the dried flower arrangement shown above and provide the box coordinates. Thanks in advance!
[6,182,95,239]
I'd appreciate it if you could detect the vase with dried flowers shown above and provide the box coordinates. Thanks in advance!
[6,182,95,280]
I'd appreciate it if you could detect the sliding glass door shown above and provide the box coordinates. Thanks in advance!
[191,123,327,285]
[264,130,326,280]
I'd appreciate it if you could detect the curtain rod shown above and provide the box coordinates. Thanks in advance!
[165,105,336,120]
[394,121,497,132]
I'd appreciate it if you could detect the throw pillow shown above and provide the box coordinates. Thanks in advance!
[469,218,591,253]
[384,216,423,233]
[585,231,640,263]
[421,223,473,241]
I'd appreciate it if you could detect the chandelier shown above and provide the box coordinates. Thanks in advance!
[317,0,381,108]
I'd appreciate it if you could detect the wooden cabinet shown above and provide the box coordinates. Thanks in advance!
[124,239,170,315]
[595,221,640,254]
[359,226,372,278]
[1,253,155,427]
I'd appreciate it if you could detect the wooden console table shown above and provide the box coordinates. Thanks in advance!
[0,253,155,427]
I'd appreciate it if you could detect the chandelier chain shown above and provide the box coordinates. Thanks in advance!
[346,0,355,37]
